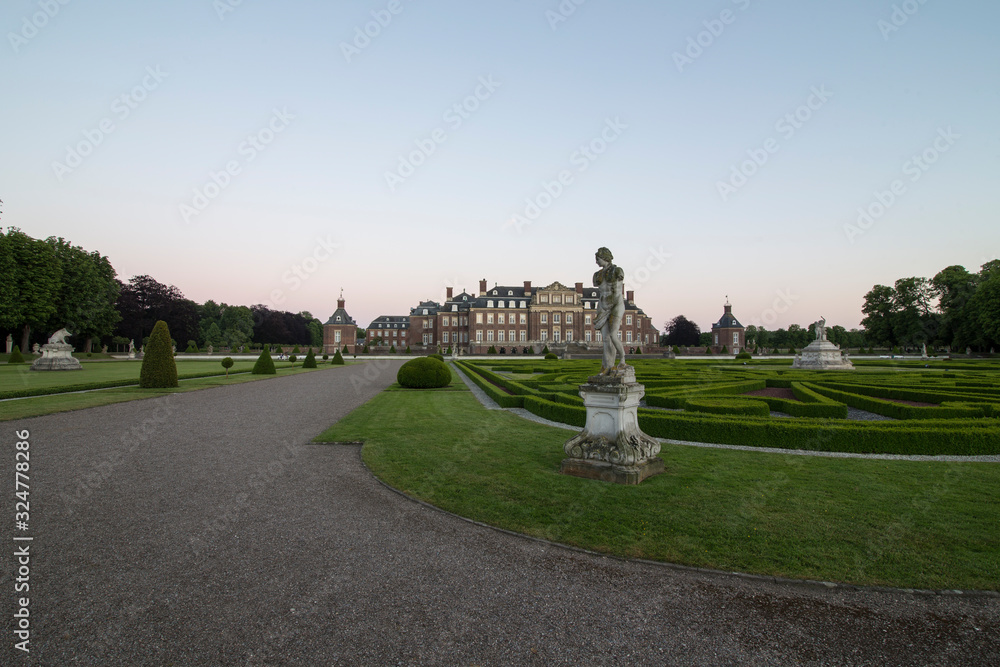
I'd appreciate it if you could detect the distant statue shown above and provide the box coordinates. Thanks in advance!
[5,334,12,354]
[207,344,214,355]
[814,317,826,342]
[48,328,72,345]
[101,345,108,354]
[593,247,627,374]
[128,339,135,354]
[32,343,40,354]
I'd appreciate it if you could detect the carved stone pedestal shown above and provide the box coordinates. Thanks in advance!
[791,340,854,370]
[30,343,82,371]
[561,366,663,485]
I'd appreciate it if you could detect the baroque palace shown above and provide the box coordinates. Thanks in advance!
[323,280,659,355]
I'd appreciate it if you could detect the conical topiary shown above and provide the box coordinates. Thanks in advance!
[139,320,179,388]
[8,345,24,363]
[389,345,396,353]
[331,349,345,365]
[252,346,276,374]
[302,348,317,368]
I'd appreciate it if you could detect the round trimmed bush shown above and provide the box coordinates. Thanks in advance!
[397,356,450,389]
[288,354,297,364]
[429,353,444,362]
[735,351,752,360]
[331,349,345,365]
[221,357,234,376]
[140,320,179,388]
[322,353,329,360]
[8,345,24,364]
[544,352,558,360]
[252,347,277,375]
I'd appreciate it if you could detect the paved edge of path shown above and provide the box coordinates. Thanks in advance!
[450,364,1000,463]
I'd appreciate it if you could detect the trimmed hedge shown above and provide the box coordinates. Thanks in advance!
[8,345,25,364]
[684,398,769,417]
[139,320,178,388]
[331,349,345,365]
[302,349,317,368]
[397,357,451,389]
[252,347,277,375]
[804,383,988,420]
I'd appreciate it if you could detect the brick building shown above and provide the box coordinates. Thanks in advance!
[322,292,357,354]
[357,278,658,355]
[710,299,745,353]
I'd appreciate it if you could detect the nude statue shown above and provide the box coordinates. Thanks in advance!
[593,247,627,374]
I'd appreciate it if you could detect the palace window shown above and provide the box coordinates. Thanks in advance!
[554,295,561,304]
[541,330,548,341]
[585,331,592,342]
[733,332,740,346]
[519,330,527,342]
[487,330,494,342]
[626,331,633,343]
[566,314,573,324]
[554,313,560,324]
[476,331,483,342]
[476,313,483,324]
[498,314,505,325]
[487,300,493,308]
[519,301,526,308]
[509,330,515,342]
[541,313,547,324]
[443,332,449,343]
[553,330,561,342]
[334,331,341,343]
[487,314,494,324]
[443,316,449,326]
[497,331,505,342]
[585,315,591,325]
[519,314,526,324]
[626,315,633,325]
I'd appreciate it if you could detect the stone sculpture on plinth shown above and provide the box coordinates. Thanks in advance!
[128,339,136,359]
[791,317,854,370]
[5,334,11,354]
[560,248,664,485]
[30,328,83,371]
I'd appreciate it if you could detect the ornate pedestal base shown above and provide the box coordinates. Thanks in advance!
[791,340,854,370]
[30,343,82,371]
[561,366,663,485]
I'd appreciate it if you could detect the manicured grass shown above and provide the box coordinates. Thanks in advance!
[383,362,469,391]
[315,389,1000,591]
[0,359,263,394]
[0,363,338,421]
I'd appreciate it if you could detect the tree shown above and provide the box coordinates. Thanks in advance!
[931,265,977,350]
[892,277,936,348]
[252,347,276,374]
[116,275,188,345]
[861,284,896,346]
[664,315,701,346]
[302,348,317,368]
[44,237,120,352]
[221,356,234,376]
[969,268,1000,349]
[697,332,712,347]
[139,320,178,388]
[1,228,62,352]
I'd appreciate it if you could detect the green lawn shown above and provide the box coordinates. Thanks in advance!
[315,388,1000,591]
[0,361,338,421]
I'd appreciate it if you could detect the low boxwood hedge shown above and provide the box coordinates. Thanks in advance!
[684,398,769,418]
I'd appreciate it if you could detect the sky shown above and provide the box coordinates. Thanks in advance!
[2,0,998,333]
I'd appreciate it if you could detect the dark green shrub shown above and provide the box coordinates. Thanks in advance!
[635,347,642,354]
[363,344,370,354]
[252,347,277,375]
[288,354,297,364]
[704,347,713,355]
[487,345,498,354]
[445,346,452,355]
[429,353,444,362]
[672,345,680,354]
[332,349,345,365]
[788,348,796,355]
[544,352,558,360]
[720,345,728,354]
[140,320,179,388]
[397,357,450,388]
[389,345,396,353]
[301,350,316,368]
[221,357,234,376]
[276,346,284,354]
[735,351,752,360]
[292,345,300,353]
[404,345,411,354]
[8,345,24,363]
[685,397,770,417]
[184,344,197,353]
[187,340,199,352]
[341,345,348,354]
[322,353,329,360]
[542,345,550,354]
[86,352,92,357]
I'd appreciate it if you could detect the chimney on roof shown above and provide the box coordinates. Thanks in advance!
[479,279,487,296]
[575,282,583,294]
[446,287,453,300]
[626,290,634,303]
[524,280,532,296]
[337,296,345,309]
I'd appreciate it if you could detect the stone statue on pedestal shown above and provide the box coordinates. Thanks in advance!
[30,328,82,371]
[593,247,627,375]
[207,344,214,355]
[128,339,136,359]
[814,317,827,342]
[792,315,853,370]
[560,248,663,485]
[5,334,11,354]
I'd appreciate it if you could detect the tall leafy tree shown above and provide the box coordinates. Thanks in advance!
[0,228,62,351]
[931,265,976,350]
[861,284,896,346]
[663,315,700,346]
[115,275,188,345]
[892,277,937,348]
[45,237,120,351]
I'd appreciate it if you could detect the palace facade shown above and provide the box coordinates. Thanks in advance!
[325,280,659,355]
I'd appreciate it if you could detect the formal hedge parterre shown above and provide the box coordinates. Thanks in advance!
[458,358,1000,455]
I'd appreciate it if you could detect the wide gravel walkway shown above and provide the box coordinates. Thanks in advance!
[3,361,997,666]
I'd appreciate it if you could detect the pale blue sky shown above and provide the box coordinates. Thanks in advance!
[2,0,997,331]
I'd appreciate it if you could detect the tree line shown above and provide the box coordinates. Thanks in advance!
[660,315,868,351]
[861,261,1000,351]
[1,228,325,352]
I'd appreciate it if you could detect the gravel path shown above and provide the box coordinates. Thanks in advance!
[3,361,997,665]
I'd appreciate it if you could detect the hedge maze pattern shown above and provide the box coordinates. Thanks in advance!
[455,359,1000,456]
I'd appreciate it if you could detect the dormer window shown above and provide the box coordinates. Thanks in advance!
[519,301,526,308]
[498,301,504,308]
[492,290,497,295]
[487,300,493,308]
[463,296,468,301]
[336,317,341,322]
[507,290,513,296]
[452,305,458,311]
[423,309,428,315]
